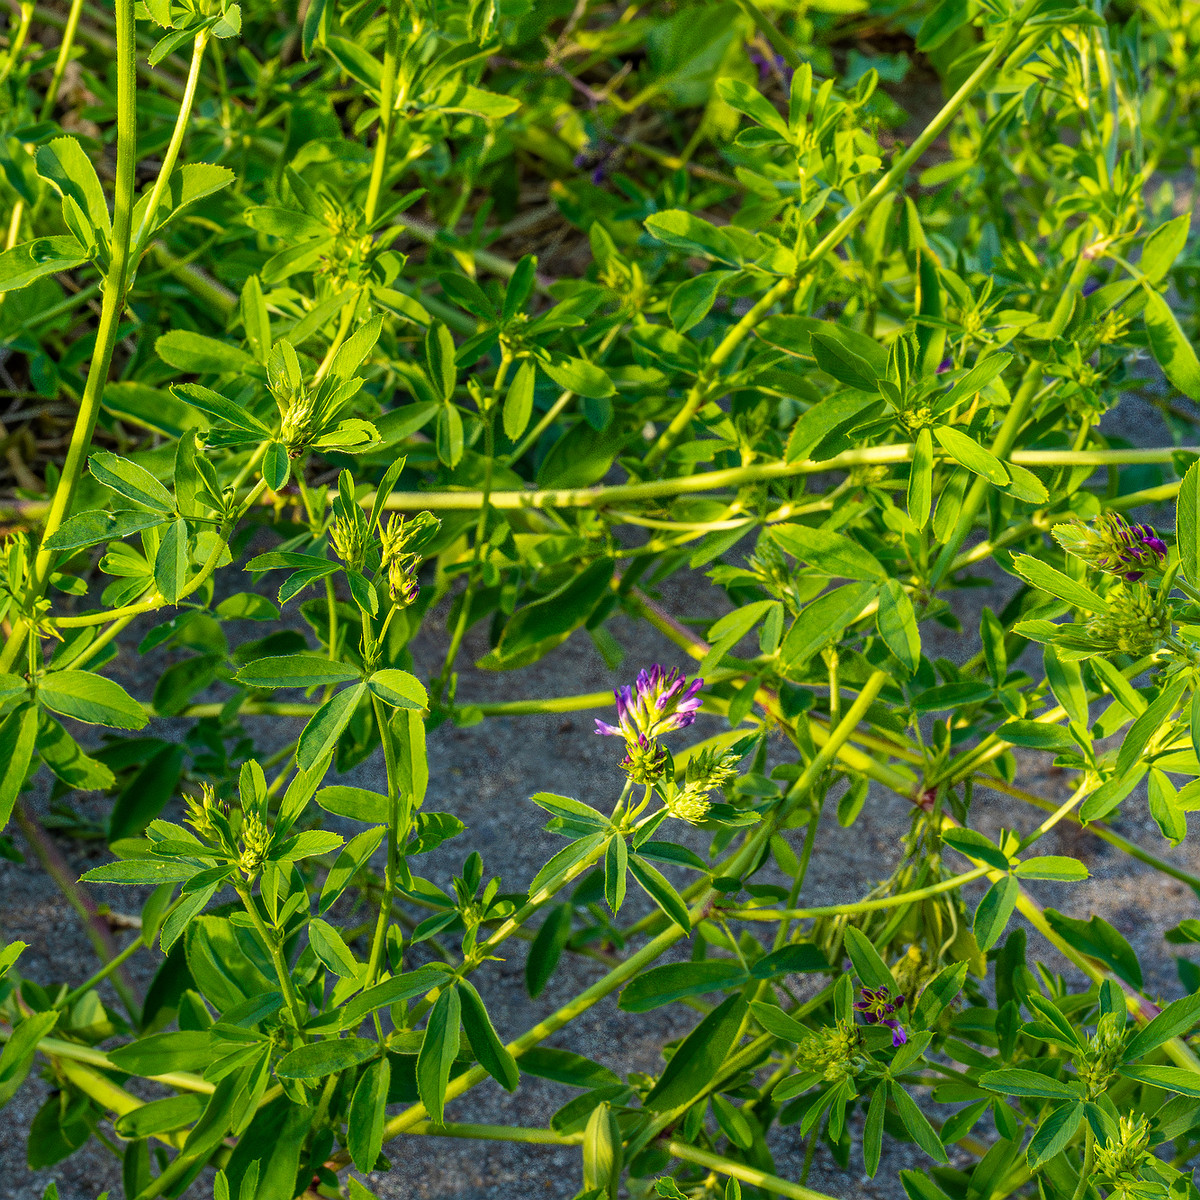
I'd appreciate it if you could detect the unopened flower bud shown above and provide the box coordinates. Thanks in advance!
[665,785,711,824]
[239,812,270,876]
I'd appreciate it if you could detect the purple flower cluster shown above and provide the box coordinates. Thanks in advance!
[1053,513,1168,582]
[854,986,907,1047]
[595,665,702,743]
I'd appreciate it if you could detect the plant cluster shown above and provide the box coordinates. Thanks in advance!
[3,0,1200,1199]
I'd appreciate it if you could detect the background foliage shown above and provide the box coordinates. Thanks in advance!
[3,0,1200,1198]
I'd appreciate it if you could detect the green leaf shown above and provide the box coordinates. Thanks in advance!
[863,1082,886,1176]
[308,917,361,978]
[876,578,920,672]
[1178,461,1200,585]
[347,1057,390,1172]
[275,1038,377,1079]
[889,1082,948,1162]
[700,599,775,676]
[811,330,878,391]
[89,450,175,513]
[109,1030,216,1076]
[1149,769,1188,845]
[459,979,518,1091]
[0,707,36,830]
[1117,1065,1200,1097]
[973,876,1019,952]
[604,834,627,915]
[1026,1101,1083,1169]
[319,827,385,914]
[525,904,572,999]
[1043,909,1142,988]
[912,961,968,1029]
[417,985,461,1124]
[995,720,1076,752]
[917,0,969,50]
[366,669,428,710]
[1144,287,1200,401]
[779,581,876,668]
[629,855,690,932]
[643,994,748,1112]
[39,670,147,729]
[844,926,894,990]
[81,858,200,885]
[771,523,885,581]
[237,655,361,689]
[316,785,388,823]
[643,210,741,264]
[492,558,613,663]
[1013,856,1088,882]
[619,961,749,1012]
[668,272,727,335]
[339,966,447,1026]
[44,510,166,552]
[1124,992,1200,1061]
[979,1068,1080,1099]
[154,518,189,604]
[156,329,257,375]
[715,78,790,135]
[263,441,290,491]
[540,356,614,401]
[1141,214,1190,283]
[0,236,89,295]
[1117,674,1188,777]
[36,137,110,238]
[1009,554,1105,611]
[502,361,536,442]
[173,383,269,435]
[934,426,1009,485]
[908,428,933,528]
[941,827,1009,870]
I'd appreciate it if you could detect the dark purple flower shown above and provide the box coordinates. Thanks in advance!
[936,357,953,375]
[747,48,793,86]
[595,666,703,743]
[1082,278,1101,297]
[854,985,908,1048]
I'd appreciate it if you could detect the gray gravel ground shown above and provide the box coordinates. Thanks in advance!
[4,395,1200,1200]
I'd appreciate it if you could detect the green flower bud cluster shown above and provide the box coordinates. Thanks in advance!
[1086,584,1172,656]
[1077,1012,1128,1098]
[238,812,271,877]
[1094,1114,1155,1193]
[379,511,439,606]
[794,1019,861,1083]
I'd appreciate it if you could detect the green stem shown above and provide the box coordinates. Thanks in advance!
[236,883,306,1028]
[0,0,138,672]
[131,30,209,259]
[363,0,404,227]
[371,446,1191,513]
[724,865,991,921]
[39,0,86,119]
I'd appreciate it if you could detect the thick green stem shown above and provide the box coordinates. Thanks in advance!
[0,0,138,672]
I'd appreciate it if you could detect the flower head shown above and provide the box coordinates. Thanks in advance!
[621,734,668,785]
[238,812,271,877]
[665,785,712,824]
[1094,1114,1154,1189]
[184,782,222,843]
[1086,583,1172,656]
[378,511,438,606]
[854,985,907,1047]
[595,666,702,743]
[1053,513,1167,582]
